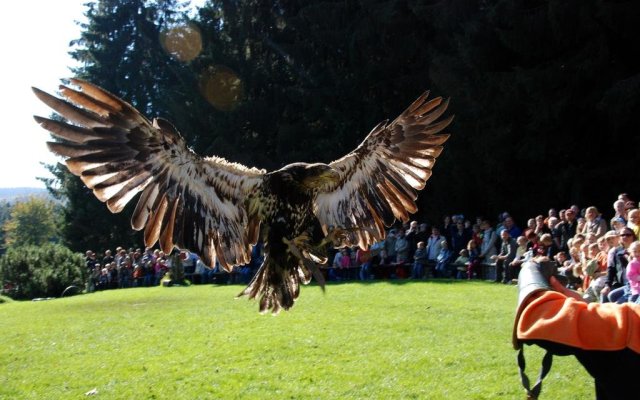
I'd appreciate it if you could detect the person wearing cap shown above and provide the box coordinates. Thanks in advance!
[513,260,640,399]
[610,216,626,233]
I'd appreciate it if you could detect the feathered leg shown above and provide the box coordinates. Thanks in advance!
[237,233,328,314]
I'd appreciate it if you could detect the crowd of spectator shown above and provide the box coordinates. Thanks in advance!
[84,242,264,293]
[83,192,640,304]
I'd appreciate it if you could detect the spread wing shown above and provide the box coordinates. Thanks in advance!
[33,78,265,269]
[313,92,452,249]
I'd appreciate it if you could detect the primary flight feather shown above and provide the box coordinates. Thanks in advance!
[33,79,452,313]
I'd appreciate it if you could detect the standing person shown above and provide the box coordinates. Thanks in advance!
[491,230,518,284]
[102,249,114,266]
[479,219,498,263]
[426,227,444,274]
[513,261,640,400]
[404,221,419,261]
[118,255,133,288]
[85,250,97,273]
[411,241,428,279]
[414,222,430,247]
[356,246,372,281]
[329,247,344,281]
[394,229,410,264]
[557,208,578,252]
[601,227,635,303]
[450,220,471,256]
[441,215,454,246]
[383,229,398,264]
[501,215,523,240]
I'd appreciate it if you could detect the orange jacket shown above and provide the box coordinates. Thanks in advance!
[514,290,640,353]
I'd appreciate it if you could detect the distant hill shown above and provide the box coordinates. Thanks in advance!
[0,187,51,203]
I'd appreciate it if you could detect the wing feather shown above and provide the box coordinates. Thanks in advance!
[314,91,452,248]
[33,79,265,267]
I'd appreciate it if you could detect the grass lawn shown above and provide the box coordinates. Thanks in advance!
[0,280,592,399]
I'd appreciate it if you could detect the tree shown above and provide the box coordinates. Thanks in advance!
[0,201,12,251]
[45,0,640,246]
[44,0,194,252]
[2,196,59,248]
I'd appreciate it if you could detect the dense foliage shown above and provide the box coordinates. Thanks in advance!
[2,197,59,248]
[0,201,11,250]
[44,0,640,251]
[0,244,86,300]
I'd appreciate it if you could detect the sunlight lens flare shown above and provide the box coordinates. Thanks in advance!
[160,23,203,62]
[199,65,244,111]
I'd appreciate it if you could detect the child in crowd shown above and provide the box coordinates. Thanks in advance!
[453,249,470,279]
[466,239,481,279]
[626,241,640,303]
[582,243,607,302]
[412,241,428,279]
[98,266,109,290]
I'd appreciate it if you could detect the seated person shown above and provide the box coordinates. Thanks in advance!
[452,249,470,279]
[434,240,453,278]
[508,235,530,280]
[195,259,214,284]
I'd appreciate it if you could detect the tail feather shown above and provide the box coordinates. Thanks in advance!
[238,255,318,314]
[238,234,328,313]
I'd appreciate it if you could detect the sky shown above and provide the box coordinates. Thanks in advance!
[0,1,89,188]
[0,1,204,189]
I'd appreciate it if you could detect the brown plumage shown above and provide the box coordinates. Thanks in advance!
[33,79,452,313]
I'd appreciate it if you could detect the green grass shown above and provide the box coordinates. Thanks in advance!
[0,280,592,399]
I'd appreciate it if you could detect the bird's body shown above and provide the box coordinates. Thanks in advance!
[33,79,452,313]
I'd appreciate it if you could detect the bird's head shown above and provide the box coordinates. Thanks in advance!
[276,162,341,191]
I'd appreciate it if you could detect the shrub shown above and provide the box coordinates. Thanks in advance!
[0,244,86,300]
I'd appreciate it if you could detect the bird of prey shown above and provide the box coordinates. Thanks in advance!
[33,79,452,313]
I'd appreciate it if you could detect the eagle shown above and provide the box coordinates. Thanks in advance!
[33,79,452,313]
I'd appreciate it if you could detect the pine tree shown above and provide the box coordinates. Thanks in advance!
[45,0,194,252]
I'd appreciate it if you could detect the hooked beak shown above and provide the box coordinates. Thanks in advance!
[303,164,341,189]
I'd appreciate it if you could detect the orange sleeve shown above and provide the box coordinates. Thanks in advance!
[516,291,640,353]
